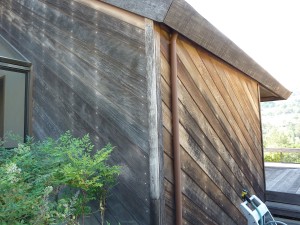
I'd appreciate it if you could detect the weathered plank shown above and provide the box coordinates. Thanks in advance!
[198,46,263,162]
[164,179,175,209]
[6,0,146,91]
[176,58,264,196]
[183,196,218,225]
[6,0,147,94]
[182,173,237,225]
[165,206,176,225]
[102,0,173,22]
[0,1,162,224]
[1,6,150,152]
[176,38,264,185]
[164,0,291,100]
[210,58,263,160]
[159,25,171,62]
[73,0,146,29]
[184,39,263,172]
[162,102,252,221]
[239,77,260,117]
[165,141,244,224]
[165,179,192,225]
[181,146,246,224]
[34,70,152,203]
[160,25,265,224]
[145,21,165,225]
[223,67,262,141]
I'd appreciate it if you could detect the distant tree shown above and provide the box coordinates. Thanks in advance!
[264,129,292,148]
[261,90,300,150]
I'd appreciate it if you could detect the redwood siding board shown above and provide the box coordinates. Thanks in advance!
[0,0,157,224]
[160,26,264,224]
[211,59,263,159]
[177,40,264,183]
[198,49,263,161]
[210,60,262,158]
[176,56,264,194]
[179,37,263,195]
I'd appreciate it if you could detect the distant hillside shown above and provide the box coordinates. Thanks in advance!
[261,90,300,148]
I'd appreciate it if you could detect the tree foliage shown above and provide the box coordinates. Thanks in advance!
[261,90,300,149]
[0,132,120,225]
[261,90,300,163]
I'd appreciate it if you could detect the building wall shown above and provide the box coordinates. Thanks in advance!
[160,25,264,225]
[0,1,163,224]
[0,76,4,138]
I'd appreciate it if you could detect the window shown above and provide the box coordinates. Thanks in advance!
[0,35,32,148]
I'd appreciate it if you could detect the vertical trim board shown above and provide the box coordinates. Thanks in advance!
[145,19,165,225]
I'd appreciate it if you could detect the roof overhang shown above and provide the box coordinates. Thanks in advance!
[0,35,32,72]
[163,0,291,101]
[69,0,292,101]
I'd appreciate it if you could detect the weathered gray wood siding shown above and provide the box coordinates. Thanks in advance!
[160,25,264,225]
[0,1,163,224]
[103,0,173,22]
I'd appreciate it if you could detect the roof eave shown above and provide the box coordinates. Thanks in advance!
[164,0,291,100]
[100,0,291,100]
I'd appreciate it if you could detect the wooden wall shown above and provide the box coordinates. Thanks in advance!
[0,1,163,224]
[159,25,265,225]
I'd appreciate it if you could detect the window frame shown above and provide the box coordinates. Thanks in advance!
[0,55,32,143]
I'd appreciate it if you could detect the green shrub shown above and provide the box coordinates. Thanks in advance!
[0,132,120,225]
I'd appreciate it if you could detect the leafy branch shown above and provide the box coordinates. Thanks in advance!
[0,131,120,225]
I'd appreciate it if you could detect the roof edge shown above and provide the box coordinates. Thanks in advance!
[164,0,291,100]
[101,0,173,22]
[99,0,291,100]
[164,0,291,99]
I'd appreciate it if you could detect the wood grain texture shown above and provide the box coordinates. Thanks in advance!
[102,0,173,22]
[164,0,291,100]
[0,1,161,224]
[145,21,165,225]
[178,39,263,175]
[74,0,146,29]
[2,0,292,102]
[160,25,264,224]
[176,49,264,193]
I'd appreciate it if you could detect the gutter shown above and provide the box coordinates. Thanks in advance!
[170,31,182,225]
